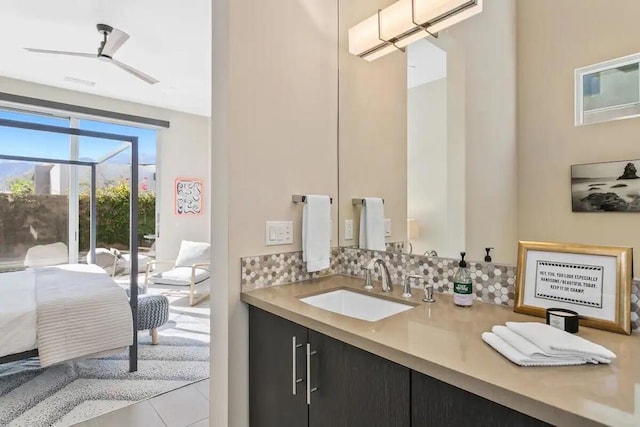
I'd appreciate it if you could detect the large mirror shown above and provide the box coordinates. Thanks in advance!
[338,0,517,265]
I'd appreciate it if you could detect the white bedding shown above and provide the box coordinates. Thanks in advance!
[0,264,129,360]
[0,269,37,357]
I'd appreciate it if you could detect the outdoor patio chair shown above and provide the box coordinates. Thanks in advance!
[24,242,69,268]
[144,240,210,306]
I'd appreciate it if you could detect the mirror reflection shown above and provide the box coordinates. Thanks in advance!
[339,0,517,265]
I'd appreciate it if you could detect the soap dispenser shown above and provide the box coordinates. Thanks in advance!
[484,247,494,262]
[453,252,473,307]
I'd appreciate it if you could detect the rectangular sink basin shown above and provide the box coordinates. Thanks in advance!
[299,289,414,322]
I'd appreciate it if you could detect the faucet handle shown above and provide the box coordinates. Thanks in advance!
[423,282,435,303]
[363,267,374,290]
[402,274,423,298]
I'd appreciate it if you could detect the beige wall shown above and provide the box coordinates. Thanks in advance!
[212,0,338,424]
[338,0,407,247]
[0,76,211,263]
[517,0,640,268]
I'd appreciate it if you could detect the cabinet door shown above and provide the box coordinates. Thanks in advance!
[308,330,411,427]
[411,371,550,427]
[249,307,309,427]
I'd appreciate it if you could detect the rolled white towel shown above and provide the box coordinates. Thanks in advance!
[481,332,588,367]
[506,322,616,363]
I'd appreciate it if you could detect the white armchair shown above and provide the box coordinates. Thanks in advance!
[24,242,69,268]
[144,240,210,306]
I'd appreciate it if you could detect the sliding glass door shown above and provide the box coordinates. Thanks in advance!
[0,109,158,271]
[0,110,73,270]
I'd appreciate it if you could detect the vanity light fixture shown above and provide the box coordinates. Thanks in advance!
[348,0,483,61]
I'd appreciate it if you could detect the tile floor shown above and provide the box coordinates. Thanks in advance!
[73,379,210,427]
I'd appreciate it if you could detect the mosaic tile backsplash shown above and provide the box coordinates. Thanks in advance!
[241,249,340,290]
[339,248,516,306]
[241,247,640,331]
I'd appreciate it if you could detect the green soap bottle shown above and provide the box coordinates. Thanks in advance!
[453,252,473,307]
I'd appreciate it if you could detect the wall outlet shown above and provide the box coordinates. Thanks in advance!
[344,219,353,240]
[266,221,293,246]
[384,218,392,237]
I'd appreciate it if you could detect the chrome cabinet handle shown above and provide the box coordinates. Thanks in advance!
[306,343,318,405]
[292,337,303,395]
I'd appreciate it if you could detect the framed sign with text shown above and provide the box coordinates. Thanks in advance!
[515,241,633,334]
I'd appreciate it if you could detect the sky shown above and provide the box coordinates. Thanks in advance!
[572,160,639,179]
[0,110,157,164]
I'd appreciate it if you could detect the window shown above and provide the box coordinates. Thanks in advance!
[575,53,640,126]
[0,108,158,269]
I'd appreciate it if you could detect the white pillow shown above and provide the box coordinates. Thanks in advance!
[24,242,69,268]
[174,240,210,268]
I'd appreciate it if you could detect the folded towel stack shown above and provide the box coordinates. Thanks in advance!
[482,322,616,367]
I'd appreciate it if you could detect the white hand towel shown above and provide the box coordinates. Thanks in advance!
[492,326,593,362]
[482,332,588,367]
[302,195,331,273]
[359,198,385,251]
[505,322,616,363]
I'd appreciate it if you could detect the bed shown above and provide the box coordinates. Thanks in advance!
[0,264,133,368]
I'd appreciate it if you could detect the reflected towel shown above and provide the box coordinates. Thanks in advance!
[359,198,385,251]
[302,195,331,272]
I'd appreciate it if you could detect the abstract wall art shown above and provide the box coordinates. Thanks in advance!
[175,178,203,216]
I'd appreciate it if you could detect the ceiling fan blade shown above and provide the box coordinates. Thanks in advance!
[101,28,130,57]
[111,59,159,84]
[25,48,95,58]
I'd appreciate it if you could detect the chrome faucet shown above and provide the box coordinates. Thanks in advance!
[364,258,393,292]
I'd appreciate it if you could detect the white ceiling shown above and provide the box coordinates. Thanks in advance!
[407,38,447,89]
[0,0,211,116]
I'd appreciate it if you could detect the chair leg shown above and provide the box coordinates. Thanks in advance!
[151,328,159,345]
[189,282,210,306]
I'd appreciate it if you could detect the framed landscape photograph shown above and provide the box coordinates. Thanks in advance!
[571,159,640,212]
[515,241,632,335]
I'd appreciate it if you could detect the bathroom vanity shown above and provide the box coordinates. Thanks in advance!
[243,276,640,427]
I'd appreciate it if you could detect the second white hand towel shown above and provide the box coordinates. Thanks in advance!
[492,326,590,361]
[481,332,588,367]
[302,195,331,272]
[506,322,616,363]
[359,197,385,251]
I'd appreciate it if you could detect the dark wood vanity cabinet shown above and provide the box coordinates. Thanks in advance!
[249,307,410,427]
[308,330,410,427]
[249,307,309,427]
[411,371,550,427]
[250,307,548,427]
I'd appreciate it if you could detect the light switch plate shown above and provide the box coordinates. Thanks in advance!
[344,219,353,240]
[266,221,293,246]
[384,219,392,237]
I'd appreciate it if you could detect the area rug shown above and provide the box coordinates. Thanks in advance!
[0,306,210,427]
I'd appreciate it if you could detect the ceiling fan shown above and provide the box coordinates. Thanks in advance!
[25,24,159,85]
